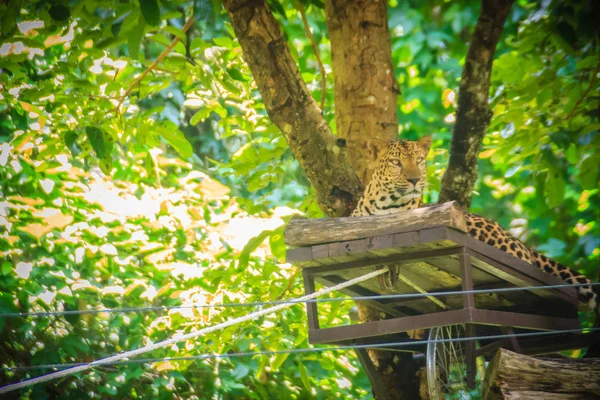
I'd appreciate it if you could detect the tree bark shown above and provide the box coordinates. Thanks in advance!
[438,0,514,208]
[222,0,363,217]
[483,348,600,399]
[325,0,399,184]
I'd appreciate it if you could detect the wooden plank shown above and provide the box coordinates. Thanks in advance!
[285,201,467,247]
[286,228,463,267]
[303,247,463,276]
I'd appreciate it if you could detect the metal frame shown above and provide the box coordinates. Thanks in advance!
[300,243,581,352]
[292,225,586,397]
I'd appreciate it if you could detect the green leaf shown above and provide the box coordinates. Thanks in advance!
[194,0,214,22]
[270,352,289,370]
[267,0,287,19]
[320,357,334,370]
[544,170,565,208]
[85,127,114,159]
[49,5,70,21]
[155,121,193,158]
[231,363,250,380]
[565,144,577,164]
[164,26,186,43]
[298,362,311,390]
[1,261,11,276]
[140,0,161,26]
[64,130,80,156]
[99,157,113,175]
[579,156,598,190]
[1,2,18,35]
[127,16,146,59]
[238,229,273,269]
[227,68,248,81]
[190,108,211,125]
[213,36,233,48]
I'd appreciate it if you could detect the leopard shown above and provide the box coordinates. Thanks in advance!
[351,136,599,312]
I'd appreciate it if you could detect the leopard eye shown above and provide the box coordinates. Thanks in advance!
[390,159,401,166]
[416,157,424,163]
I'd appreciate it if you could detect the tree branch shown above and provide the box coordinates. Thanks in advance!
[325,0,400,184]
[116,16,195,113]
[294,0,327,111]
[222,0,363,217]
[438,0,515,208]
[567,63,600,120]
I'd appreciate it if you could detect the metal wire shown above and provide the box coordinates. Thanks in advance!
[2,282,598,319]
[3,327,599,372]
[0,269,387,394]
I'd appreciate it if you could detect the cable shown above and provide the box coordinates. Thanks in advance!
[0,269,386,394]
[3,327,599,372]
[3,282,598,319]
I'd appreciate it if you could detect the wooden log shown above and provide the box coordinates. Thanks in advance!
[284,201,466,247]
[483,348,600,400]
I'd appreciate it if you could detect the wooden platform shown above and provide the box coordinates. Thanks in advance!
[285,202,582,347]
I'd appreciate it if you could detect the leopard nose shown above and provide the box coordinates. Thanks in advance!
[407,178,420,186]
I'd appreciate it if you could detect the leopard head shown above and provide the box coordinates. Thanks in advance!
[352,136,432,216]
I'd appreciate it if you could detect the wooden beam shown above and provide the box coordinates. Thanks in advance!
[483,348,600,399]
[285,202,467,247]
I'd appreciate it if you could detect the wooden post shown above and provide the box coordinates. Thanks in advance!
[483,348,600,399]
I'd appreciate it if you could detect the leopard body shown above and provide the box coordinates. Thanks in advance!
[351,137,598,311]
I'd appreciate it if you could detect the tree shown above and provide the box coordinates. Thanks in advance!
[1,0,599,398]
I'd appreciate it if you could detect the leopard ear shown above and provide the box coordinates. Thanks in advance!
[417,136,432,153]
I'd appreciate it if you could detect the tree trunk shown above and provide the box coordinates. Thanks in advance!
[223,0,363,217]
[324,2,421,398]
[325,0,400,184]
[483,348,600,399]
[438,0,514,208]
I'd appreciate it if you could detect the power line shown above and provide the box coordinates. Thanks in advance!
[3,327,599,372]
[2,282,598,319]
[0,269,387,394]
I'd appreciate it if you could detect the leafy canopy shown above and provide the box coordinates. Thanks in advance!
[0,0,599,398]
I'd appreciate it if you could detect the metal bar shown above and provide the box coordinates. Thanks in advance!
[469,309,580,331]
[396,269,447,310]
[315,275,408,318]
[465,248,578,305]
[465,323,477,388]
[302,270,319,331]
[518,332,600,356]
[306,247,463,277]
[334,335,428,353]
[459,250,476,311]
[354,349,393,400]
[309,309,469,344]
[475,339,510,357]
[501,326,521,353]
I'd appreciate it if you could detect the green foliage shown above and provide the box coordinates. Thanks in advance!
[0,0,599,397]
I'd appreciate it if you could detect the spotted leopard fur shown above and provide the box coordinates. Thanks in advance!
[351,137,598,311]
